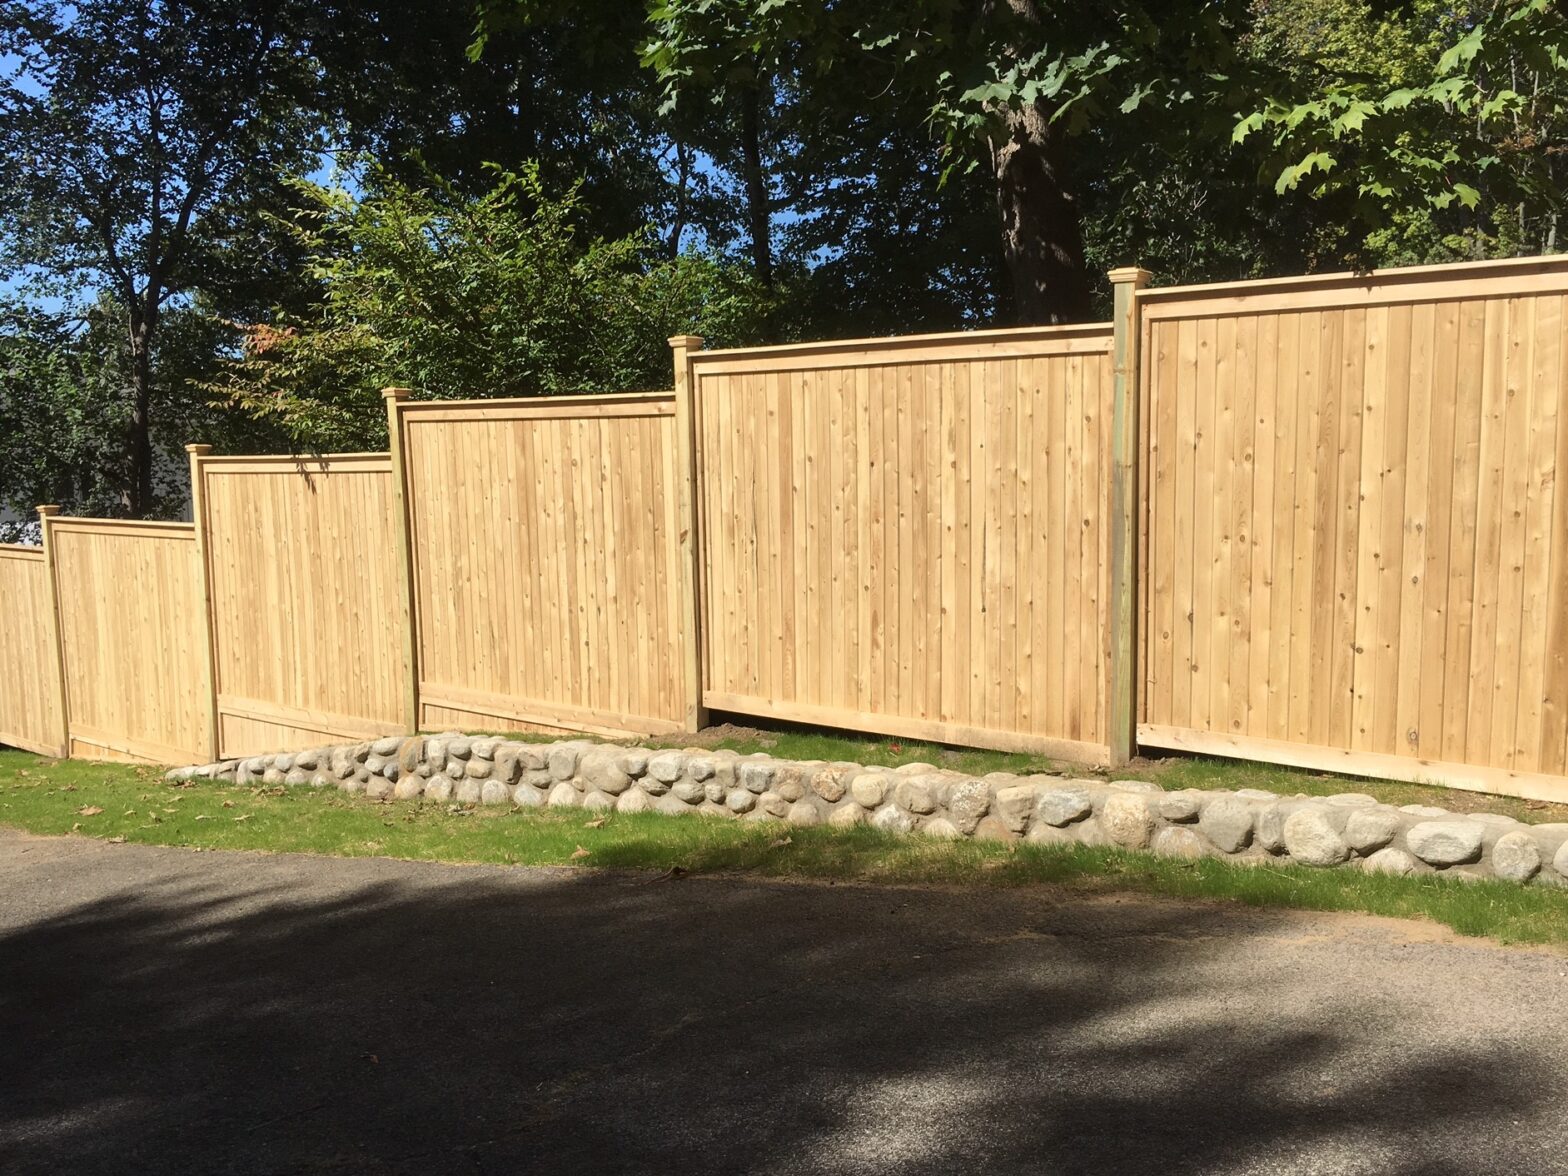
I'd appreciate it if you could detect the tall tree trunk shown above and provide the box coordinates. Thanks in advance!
[990,101,1091,324]
[738,84,773,290]
[126,308,155,517]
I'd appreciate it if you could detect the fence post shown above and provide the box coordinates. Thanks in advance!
[35,505,70,758]
[668,335,709,734]
[1108,266,1151,766]
[186,445,221,762]
[382,388,421,735]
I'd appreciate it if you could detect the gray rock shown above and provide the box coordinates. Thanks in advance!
[364,754,387,776]
[351,743,372,764]
[811,765,853,803]
[1363,847,1418,876]
[1234,788,1278,801]
[871,805,915,835]
[701,781,724,804]
[398,738,424,775]
[284,768,308,787]
[1556,840,1568,879]
[454,779,482,805]
[490,748,521,786]
[330,747,356,779]
[620,750,650,778]
[994,784,1036,834]
[1199,798,1254,853]
[424,740,447,774]
[1344,809,1399,854]
[1158,792,1202,823]
[1326,793,1378,808]
[671,781,705,804]
[511,785,544,808]
[921,817,962,840]
[648,752,687,784]
[1036,787,1093,828]
[547,782,579,808]
[828,804,864,828]
[1283,808,1351,867]
[381,761,400,781]
[578,748,630,795]
[547,747,578,780]
[1491,832,1542,883]
[1101,794,1156,849]
[686,755,716,782]
[580,789,615,812]
[758,791,789,818]
[293,750,318,771]
[1254,806,1287,853]
[1111,779,1162,795]
[615,789,652,814]
[1152,826,1210,859]
[1406,820,1484,866]
[1400,804,1448,817]
[738,760,776,793]
[393,777,424,801]
[444,760,464,780]
[726,789,756,814]
[894,776,938,815]
[849,772,889,809]
[518,746,547,771]
[478,780,510,805]
[774,766,807,802]
[656,795,693,818]
[972,817,1015,842]
[470,737,499,761]
[424,778,452,803]
[464,759,492,780]
[275,753,295,772]
[365,777,396,800]
[308,773,332,789]
[787,800,822,828]
[371,736,402,757]
[338,776,365,795]
[1025,824,1076,847]
[446,736,472,760]
[262,768,286,786]
[946,778,991,834]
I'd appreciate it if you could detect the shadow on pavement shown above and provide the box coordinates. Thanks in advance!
[0,846,1555,1175]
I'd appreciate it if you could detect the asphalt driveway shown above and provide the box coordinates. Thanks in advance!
[1,828,1565,1175]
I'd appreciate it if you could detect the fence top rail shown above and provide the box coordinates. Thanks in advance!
[197,451,392,471]
[1139,253,1568,319]
[689,321,1114,372]
[47,517,195,540]
[0,543,43,559]
[396,391,674,425]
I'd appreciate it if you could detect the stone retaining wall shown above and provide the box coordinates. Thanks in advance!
[168,735,1568,887]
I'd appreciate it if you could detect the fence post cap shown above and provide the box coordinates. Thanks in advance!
[381,386,413,400]
[36,504,60,517]
[667,334,705,350]
[1107,266,1152,286]
[185,443,213,456]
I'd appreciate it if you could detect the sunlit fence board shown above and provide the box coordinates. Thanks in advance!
[1139,256,1568,802]
[197,454,408,757]
[48,520,209,764]
[395,394,692,738]
[0,545,64,756]
[689,326,1117,762]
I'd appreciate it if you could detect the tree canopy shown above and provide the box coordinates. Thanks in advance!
[0,0,1563,527]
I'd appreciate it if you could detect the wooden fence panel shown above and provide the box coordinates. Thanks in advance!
[197,454,408,756]
[1139,256,1568,802]
[0,545,65,756]
[395,394,692,738]
[690,325,1116,761]
[48,520,209,764]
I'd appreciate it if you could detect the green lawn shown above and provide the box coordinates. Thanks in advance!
[3,748,1567,950]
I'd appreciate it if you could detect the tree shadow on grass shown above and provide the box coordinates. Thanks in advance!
[0,840,1559,1175]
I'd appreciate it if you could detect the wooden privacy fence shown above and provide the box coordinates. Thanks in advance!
[4,254,1568,804]
[1138,255,1568,801]
[683,325,1117,762]
[191,447,409,758]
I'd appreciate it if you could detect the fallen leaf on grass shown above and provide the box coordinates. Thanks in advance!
[194,814,212,821]
[768,836,792,849]
[233,814,251,822]
[570,845,591,860]
[583,816,608,828]
[121,809,135,817]
[108,836,125,844]
[221,800,234,809]
[76,805,103,817]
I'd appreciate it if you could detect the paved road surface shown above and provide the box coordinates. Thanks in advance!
[2,829,1566,1175]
